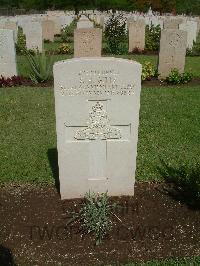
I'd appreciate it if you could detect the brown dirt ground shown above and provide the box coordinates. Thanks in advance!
[0,182,200,265]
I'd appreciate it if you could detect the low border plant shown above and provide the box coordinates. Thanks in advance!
[66,191,117,245]
[0,75,23,87]
[142,61,158,81]
[158,160,200,209]
[24,50,53,84]
[57,43,72,54]
[165,69,193,85]
[61,20,77,43]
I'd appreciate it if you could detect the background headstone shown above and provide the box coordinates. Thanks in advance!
[47,15,62,35]
[164,17,183,29]
[1,21,18,42]
[77,15,94,29]
[42,20,55,41]
[53,57,142,199]
[129,19,145,52]
[74,28,102,57]
[158,29,187,78]
[24,21,43,52]
[0,29,17,77]
[179,20,197,49]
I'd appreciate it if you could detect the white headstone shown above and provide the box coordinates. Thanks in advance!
[129,19,145,52]
[77,15,94,29]
[53,58,142,199]
[0,21,18,43]
[158,29,187,78]
[74,28,102,57]
[47,16,62,35]
[42,20,55,41]
[0,29,17,78]
[179,21,198,49]
[24,22,43,52]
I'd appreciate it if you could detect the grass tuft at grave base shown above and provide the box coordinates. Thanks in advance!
[0,86,199,184]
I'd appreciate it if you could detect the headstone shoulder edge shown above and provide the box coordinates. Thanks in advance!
[53,57,142,72]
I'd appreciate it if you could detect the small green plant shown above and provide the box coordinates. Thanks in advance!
[165,69,193,85]
[145,24,161,51]
[58,43,72,54]
[25,50,53,84]
[67,191,117,245]
[104,14,127,54]
[181,72,193,83]
[186,48,193,56]
[158,160,200,209]
[61,20,77,43]
[16,27,26,54]
[142,61,157,81]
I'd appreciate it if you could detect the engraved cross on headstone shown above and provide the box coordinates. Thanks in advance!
[64,100,131,189]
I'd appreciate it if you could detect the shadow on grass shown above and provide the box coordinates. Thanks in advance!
[47,148,60,195]
[0,245,16,266]
[157,160,200,210]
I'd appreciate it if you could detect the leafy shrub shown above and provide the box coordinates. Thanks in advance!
[61,20,77,43]
[67,192,117,245]
[186,48,193,56]
[145,24,161,51]
[16,27,26,54]
[158,160,200,209]
[142,61,157,81]
[165,69,193,84]
[0,75,23,87]
[104,14,127,54]
[25,51,53,84]
[181,72,193,83]
[58,43,72,54]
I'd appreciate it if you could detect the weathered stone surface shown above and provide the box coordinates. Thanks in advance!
[42,20,55,41]
[129,19,145,52]
[53,57,142,199]
[23,21,43,52]
[179,21,198,49]
[1,21,18,42]
[0,29,17,78]
[158,29,187,78]
[74,28,102,57]
[164,18,183,29]
[47,16,62,35]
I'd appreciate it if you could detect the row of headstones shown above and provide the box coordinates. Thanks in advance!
[0,12,199,200]
[0,14,199,78]
[128,17,199,51]
[52,11,200,199]
[0,12,199,50]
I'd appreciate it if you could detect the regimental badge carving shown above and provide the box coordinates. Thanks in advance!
[74,102,122,140]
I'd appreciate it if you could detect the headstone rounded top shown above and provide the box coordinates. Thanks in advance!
[54,57,142,70]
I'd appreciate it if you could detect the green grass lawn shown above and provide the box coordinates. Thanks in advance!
[17,53,200,78]
[0,86,199,184]
[123,256,200,265]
